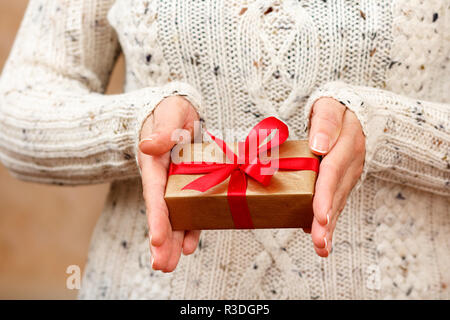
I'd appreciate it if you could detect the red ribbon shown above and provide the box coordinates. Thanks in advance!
[168,117,319,229]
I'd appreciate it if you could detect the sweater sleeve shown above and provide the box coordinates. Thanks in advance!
[304,81,450,196]
[0,0,203,185]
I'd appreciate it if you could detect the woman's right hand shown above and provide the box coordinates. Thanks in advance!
[137,96,201,272]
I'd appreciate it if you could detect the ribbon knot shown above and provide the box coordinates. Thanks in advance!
[168,117,319,229]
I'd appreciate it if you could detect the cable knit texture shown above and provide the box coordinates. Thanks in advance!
[0,0,448,299]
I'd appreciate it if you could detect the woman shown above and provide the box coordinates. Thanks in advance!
[0,0,448,299]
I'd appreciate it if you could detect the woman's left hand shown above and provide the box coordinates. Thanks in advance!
[306,97,366,257]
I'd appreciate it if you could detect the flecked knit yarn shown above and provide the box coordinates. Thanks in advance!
[0,0,448,299]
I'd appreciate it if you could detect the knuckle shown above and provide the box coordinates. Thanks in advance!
[150,202,168,217]
[335,196,348,214]
[172,95,192,110]
[344,107,357,118]
[358,161,365,173]
[353,163,364,180]
[180,97,193,108]
[343,109,362,127]
[337,202,346,216]
[314,97,339,110]
[356,166,364,178]
[141,176,149,189]
[314,97,345,112]
[145,204,152,216]
[312,232,324,244]
[313,200,328,223]
[354,136,366,155]
[321,160,344,181]
[313,112,341,133]
[146,180,166,193]
[160,206,170,217]
[142,190,148,201]
[348,113,361,126]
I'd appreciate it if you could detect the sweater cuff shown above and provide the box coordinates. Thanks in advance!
[129,81,203,176]
[304,81,370,192]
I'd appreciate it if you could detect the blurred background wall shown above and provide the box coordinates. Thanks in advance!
[0,0,125,299]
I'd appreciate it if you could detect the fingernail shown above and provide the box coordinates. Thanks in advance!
[151,255,155,269]
[139,134,158,145]
[326,213,330,226]
[324,237,328,250]
[311,133,329,154]
[149,234,152,245]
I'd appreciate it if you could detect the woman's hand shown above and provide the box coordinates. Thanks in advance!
[307,98,365,257]
[138,96,201,272]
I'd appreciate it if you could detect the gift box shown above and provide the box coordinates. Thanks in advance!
[164,117,319,230]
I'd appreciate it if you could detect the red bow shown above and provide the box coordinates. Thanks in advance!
[168,117,319,229]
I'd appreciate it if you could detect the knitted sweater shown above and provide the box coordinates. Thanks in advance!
[0,0,449,299]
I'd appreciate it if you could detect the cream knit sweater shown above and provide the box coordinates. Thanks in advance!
[0,0,449,299]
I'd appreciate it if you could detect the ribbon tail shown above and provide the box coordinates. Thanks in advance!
[182,165,235,192]
[227,170,254,229]
[278,157,320,172]
[170,162,230,175]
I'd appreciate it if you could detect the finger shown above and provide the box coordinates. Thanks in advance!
[313,194,347,258]
[163,230,185,272]
[312,215,330,257]
[311,216,327,249]
[313,155,361,258]
[314,213,338,257]
[312,144,353,226]
[140,97,199,156]
[308,98,346,155]
[326,156,364,236]
[151,234,175,271]
[316,208,339,257]
[313,177,350,258]
[182,230,201,255]
[141,152,172,247]
[142,152,175,271]
[314,244,330,258]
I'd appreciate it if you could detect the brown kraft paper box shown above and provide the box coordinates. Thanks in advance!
[164,140,319,230]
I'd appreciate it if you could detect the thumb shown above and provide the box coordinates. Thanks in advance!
[308,97,346,155]
[139,96,199,156]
